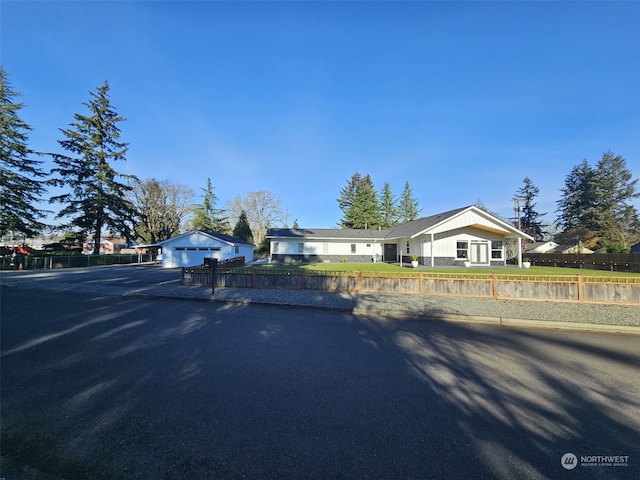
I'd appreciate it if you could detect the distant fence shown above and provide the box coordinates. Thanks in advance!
[0,253,153,270]
[527,253,640,273]
[181,268,640,305]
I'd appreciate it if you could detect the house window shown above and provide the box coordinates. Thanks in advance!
[323,243,329,254]
[491,240,503,259]
[406,241,410,254]
[456,241,469,259]
[351,244,356,254]
[273,242,279,253]
[298,242,304,253]
[235,245,239,254]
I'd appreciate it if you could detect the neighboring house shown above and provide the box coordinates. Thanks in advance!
[83,237,137,255]
[147,230,254,268]
[630,242,640,254]
[548,244,594,254]
[524,241,559,254]
[268,205,534,267]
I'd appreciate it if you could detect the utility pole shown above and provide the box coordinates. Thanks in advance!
[512,198,522,230]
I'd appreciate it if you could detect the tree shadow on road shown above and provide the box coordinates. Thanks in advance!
[1,287,639,479]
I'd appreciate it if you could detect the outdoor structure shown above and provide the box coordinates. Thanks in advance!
[268,206,534,267]
[629,242,640,254]
[83,237,137,255]
[524,241,559,254]
[549,244,594,255]
[143,230,254,268]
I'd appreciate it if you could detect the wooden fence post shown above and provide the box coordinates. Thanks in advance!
[493,273,498,299]
[577,275,583,302]
[357,271,362,292]
[419,272,423,294]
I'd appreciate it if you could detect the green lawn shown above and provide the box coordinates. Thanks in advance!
[242,262,639,278]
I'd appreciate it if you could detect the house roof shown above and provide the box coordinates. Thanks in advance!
[268,206,533,241]
[267,227,387,241]
[140,230,254,248]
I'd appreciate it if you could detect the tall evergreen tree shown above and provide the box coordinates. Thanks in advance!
[232,210,253,243]
[398,181,421,223]
[0,67,48,237]
[592,151,639,249]
[337,172,362,228]
[379,181,399,228]
[191,178,228,233]
[556,153,639,250]
[50,81,137,254]
[515,177,546,241]
[556,159,598,232]
[348,174,381,229]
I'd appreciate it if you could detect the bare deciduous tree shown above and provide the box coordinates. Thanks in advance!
[130,178,194,244]
[226,190,283,245]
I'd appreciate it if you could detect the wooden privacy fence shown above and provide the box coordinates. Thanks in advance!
[527,253,640,273]
[180,268,640,305]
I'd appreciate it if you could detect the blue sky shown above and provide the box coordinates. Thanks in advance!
[2,1,639,229]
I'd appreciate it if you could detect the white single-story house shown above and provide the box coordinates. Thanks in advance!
[267,206,534,267]
[524,241,559,254]
[140,230,254,268]
[548,244,594,255]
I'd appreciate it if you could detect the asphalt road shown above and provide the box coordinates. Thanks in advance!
[1,286,639,479]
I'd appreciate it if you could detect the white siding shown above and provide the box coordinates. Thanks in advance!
[271,239,383,257]
[161,231,253,268]
[430,210,511,235]
[418,227,506,264]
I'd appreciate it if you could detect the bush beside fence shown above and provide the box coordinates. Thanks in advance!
[180,268,640,305]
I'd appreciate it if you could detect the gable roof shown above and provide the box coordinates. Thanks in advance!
[157,230,254,247]
[268,206,533,241]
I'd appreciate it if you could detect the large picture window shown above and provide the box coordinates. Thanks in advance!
[491,240,503,259]
[456,241,469,259]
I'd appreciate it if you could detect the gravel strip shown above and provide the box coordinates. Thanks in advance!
[3,272,639,327]
[128,282,640,327]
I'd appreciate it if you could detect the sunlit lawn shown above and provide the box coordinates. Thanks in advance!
[242,262,639,278]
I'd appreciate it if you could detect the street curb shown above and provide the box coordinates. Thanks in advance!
[127,292,640,335]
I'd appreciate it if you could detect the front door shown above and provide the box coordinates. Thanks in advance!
[470,242,488,265]
[383,243,397,262]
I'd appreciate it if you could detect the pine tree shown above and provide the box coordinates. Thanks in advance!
[556,159,598,232]
[50,81,137,254]
[592,152,639,250]
[398,181,421,223]
[349,174,382,229]
[515,177,546,241]
[0,67,48,237]
[556,153,639,250]
[379,181,399,228]
[191,178,228,233]
[337,172,362,228]
[232,210,253,243]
